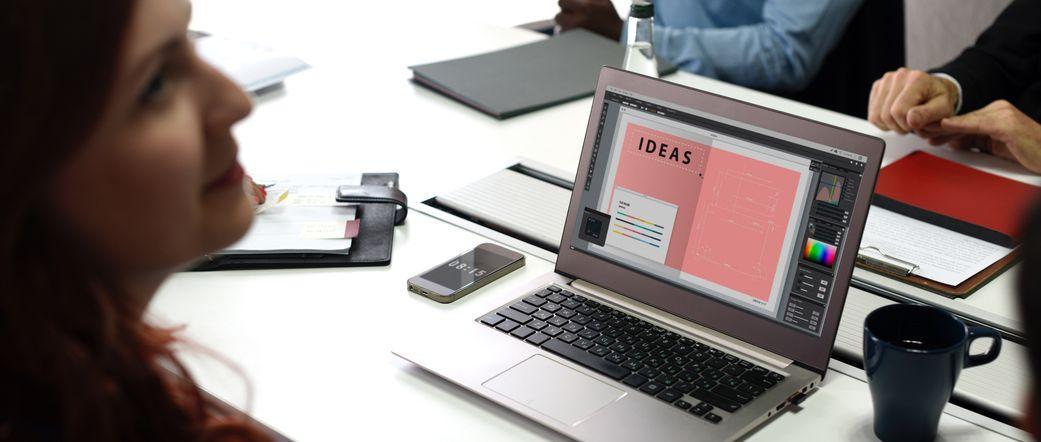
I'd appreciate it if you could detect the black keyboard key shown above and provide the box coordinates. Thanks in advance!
[558,332,579,343]
[592,312,611,322]
[622,374,648,388]
[723,365,746,377]
[767,372,785,383]
[621,360,644,371]
[495,319,520,333]
[626,351,649,361]
[719,376,742,388]
[605,352,627,365]
[637,367,661,379]
[547,286,562,293]
[498,308,531,325]
[572,315,592,325]
[532,310,554,321]
[694,378,716,390]
[562,299,582,310]
[723,354,738,364]
[737,383,765,397]
[525,333,551,346]
[573,339,595,350]
[584,299,601,308]
[655,374,677,386]
[741,372,778,389]
[510,326,535,340]
[557,309,577,319]
[639,381,665,395]
[705,358,728,369]
[689,402,712,416]
[673,382,694,394]
[593,336,615,347]
[535,289,554,298]
[656,389,683,403]
[672,345,694,356]
[691,388,742,413]
[578,329,600,340]
[542,326,564,337]
[597,305,615,314]
[677,370,699,383]
[560,290,575,298]
[749,366,769,376]
[527,320,548,331]
[523,296,547,307]
[674,399,692,410]
[576,306,596,316]
[610,343,631,353]
[479,314,504,327]
[547,293,567,304]
[542,303,561,313]
[542,339,629,380]
[548,317,569,327]
[704,412,722,424]
[590,345,611,357]
[712,385,753,404]
[702,369,726,380]
[511,302,538,315]
[588,322,608,332]
[563,323,584,334]
[661,364,683,375]
[572,295,588,303]
[738,360,754,369]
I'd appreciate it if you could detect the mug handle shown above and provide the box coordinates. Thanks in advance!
[965,326,1002,368]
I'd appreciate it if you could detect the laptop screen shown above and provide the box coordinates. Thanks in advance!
[569,87,869,337]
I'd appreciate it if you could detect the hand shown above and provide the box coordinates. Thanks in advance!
[930,100,1041,173]
[555,0,623,41]
[868,68,960,135]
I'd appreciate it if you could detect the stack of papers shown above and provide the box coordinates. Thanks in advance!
[193,33,309,92]
[224,175,360,253]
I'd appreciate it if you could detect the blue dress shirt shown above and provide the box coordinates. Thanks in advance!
[644,0,862,91]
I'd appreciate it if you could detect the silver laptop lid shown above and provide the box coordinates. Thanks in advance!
[557,67,884,374]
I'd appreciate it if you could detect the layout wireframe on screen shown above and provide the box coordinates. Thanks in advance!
[572,88,868,336]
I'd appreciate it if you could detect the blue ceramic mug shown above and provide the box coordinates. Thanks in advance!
[863,304,1001,441]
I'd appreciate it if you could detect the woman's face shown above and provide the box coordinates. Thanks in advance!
[51,0,254,282]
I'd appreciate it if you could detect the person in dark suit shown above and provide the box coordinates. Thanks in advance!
[867,0,1041,172]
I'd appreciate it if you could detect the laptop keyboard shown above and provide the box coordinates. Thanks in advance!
[477,285,787,425]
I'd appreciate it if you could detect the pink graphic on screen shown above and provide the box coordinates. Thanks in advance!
[681,148,801,302]
[609,123,709,268]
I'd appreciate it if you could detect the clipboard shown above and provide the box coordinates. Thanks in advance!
[856,245,1020,298]
[854,152,1035,297]
[191,173,404,271]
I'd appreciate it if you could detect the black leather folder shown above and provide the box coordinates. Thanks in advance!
[191,173,402,271]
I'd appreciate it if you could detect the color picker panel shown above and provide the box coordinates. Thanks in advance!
[803,238,837,268]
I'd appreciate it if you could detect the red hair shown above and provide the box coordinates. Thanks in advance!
[0,1,267,440]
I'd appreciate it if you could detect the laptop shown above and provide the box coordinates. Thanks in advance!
[395,66,884,441]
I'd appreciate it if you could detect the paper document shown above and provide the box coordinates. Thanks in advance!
[224,175,360,253]
[860,207,1012,286]
[436,169,570,247]
[193,34,309,92]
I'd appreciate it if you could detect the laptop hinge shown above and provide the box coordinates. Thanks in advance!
[571,279,795,370]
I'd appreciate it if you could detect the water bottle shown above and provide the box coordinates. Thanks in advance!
[622,1,658,78]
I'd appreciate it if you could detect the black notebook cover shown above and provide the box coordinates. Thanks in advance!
[191,173,400,271]
[410,29,675,119]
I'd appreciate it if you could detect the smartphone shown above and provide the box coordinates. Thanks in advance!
[407,243,525,303]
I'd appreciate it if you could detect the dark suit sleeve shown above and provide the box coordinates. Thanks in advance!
[934,0,1041,115]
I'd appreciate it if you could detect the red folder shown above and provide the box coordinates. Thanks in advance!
[873,151,1039,247]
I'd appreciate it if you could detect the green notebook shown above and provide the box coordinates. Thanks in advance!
[410,29,675,119]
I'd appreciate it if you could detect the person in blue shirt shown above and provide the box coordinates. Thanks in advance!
[556,0,863,92]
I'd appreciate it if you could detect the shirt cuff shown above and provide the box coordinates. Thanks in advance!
[931,73,963,115]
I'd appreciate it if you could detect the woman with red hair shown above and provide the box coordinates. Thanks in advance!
[1,0,269,439]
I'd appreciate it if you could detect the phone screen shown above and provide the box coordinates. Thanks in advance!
[421,247,518,291]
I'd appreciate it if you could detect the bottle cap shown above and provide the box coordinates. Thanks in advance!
[629,1,653,18]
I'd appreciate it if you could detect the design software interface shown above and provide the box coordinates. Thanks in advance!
[572,87,867,336]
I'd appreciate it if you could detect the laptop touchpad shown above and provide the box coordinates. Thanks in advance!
[483,355,625,426]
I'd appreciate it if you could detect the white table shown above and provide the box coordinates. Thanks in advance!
[154,1,1034,440]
